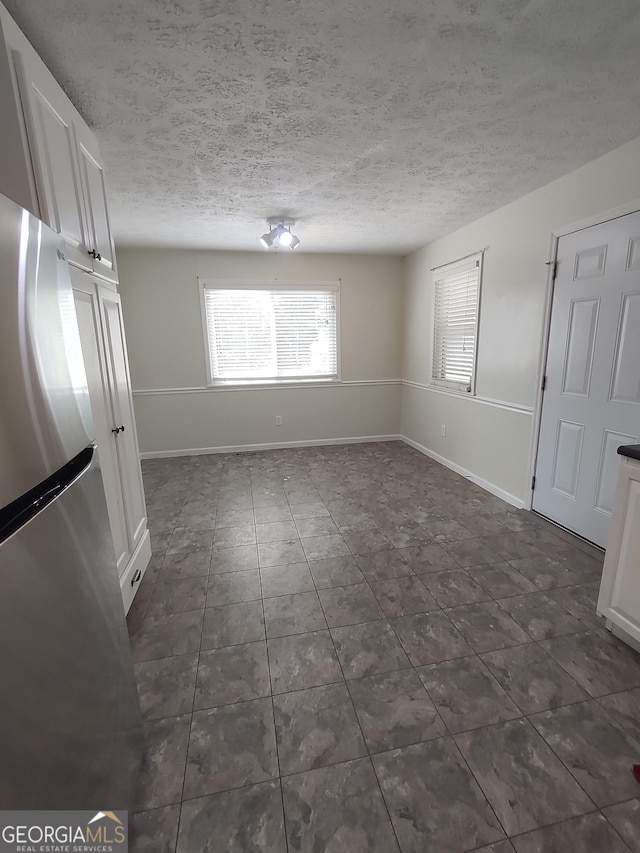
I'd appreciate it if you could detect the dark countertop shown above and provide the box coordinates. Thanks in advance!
[618,444,640,461]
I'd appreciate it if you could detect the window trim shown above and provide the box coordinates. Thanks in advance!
[429,252,483,396]
[198,279,341,387]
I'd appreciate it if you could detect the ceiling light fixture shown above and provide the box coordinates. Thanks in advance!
[260,217,300,250]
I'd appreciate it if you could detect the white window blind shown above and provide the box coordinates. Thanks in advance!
[201,282,339,383]
[431,254,482,393]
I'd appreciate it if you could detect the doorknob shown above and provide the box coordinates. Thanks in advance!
[88,249,102,261]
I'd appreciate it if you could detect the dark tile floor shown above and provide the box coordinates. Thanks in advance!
[126,441,640,853]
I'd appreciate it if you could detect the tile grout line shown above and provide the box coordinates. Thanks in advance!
[251,475,291,853]
[184,476,217,817]
[172,484,215,846]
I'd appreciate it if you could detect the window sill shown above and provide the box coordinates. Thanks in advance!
[428,382,475,397]
[207,378,342,391]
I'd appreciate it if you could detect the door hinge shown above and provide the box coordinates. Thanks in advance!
[545,260,558,280]
[541,375,547,392]
[531,475,536,491]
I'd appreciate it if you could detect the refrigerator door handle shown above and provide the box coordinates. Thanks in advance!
[0,445,95,544]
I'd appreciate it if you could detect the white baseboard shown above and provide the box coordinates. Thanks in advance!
[140,434,403,459]
[139,433,525,509]
[399,435,525,509]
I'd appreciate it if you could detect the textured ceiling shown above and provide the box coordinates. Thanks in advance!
[5,0,640,253]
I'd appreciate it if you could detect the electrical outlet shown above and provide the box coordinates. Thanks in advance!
[441,424,446,437]
[275,415,282,426]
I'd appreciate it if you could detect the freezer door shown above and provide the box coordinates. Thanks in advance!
[0,192,94,508]
[0,448,142,809]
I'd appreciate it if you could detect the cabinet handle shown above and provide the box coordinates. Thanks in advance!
[131,569,142,586]
[111,425,125,434]
[88,249,102,261]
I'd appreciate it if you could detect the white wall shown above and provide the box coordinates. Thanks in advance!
[116,248,404,455]
[402,135,640,504]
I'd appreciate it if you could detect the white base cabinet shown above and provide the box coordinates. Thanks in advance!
[73,268,150,612]
[597,454,640,645]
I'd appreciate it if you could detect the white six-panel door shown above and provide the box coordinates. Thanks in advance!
[533,210,640,547]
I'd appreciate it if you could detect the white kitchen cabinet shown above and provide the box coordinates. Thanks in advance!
[99,287,149,551]
[0,5,118,283]
[73,121,118,282]
[0,4,148,611]
[73,268,151,613]
[597,451,640,648]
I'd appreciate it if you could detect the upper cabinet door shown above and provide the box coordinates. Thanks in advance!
[75,125,118,283]
[13,51,90,272]
[2,9,119,284]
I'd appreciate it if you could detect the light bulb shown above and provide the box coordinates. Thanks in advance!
[279,229,293,247]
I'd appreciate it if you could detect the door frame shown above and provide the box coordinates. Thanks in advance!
[526,198,640,513]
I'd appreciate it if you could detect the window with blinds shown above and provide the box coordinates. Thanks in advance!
[431,253,482,393]
[200,281,339,384]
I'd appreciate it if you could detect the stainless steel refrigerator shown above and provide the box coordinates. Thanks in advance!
[0,193,143,808]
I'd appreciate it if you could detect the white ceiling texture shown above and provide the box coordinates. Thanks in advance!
[5,0,640,253]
